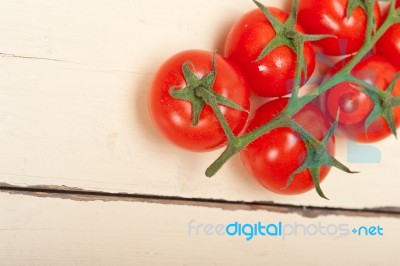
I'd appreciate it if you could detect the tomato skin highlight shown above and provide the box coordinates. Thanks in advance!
[376,0,400,69]
[319,55,400,143]
[298,0,381,56]
[224,7,315,97]
[240,98,335,195]
[149,50,250,152]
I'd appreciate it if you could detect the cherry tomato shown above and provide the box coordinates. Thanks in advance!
[240,98,335,195]
[224,7,315,97]
[319,55,400,143]
[375,0,400,69]
[149,50,250,152]
[298,0,381,56]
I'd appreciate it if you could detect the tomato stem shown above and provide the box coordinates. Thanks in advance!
[206,113,291,177]
[195,87,236,142]
[205,144,239,177]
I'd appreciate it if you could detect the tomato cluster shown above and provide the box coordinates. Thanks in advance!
[148,0,400,198]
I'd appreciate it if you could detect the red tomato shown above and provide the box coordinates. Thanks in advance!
[375,0,400,69]
[224,7,315,97]
[240,98,335,195]
[298,0,381,56]
[319,55,400,143]
[149,50,250,152]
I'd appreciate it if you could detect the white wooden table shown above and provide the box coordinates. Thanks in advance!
[1,0,399,265]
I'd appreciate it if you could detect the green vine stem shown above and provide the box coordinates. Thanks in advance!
[203,0,400,179]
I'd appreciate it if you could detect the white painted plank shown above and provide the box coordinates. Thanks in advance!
[0,193,399,265]
[0,0,400,208]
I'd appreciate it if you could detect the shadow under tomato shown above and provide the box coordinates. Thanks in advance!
[225,152,278,199]
[213,18,236,55]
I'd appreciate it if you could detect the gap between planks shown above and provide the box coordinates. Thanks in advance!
[0,183,399,219]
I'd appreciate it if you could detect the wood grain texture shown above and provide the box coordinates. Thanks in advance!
[1,0,400,209]
[0,192,399,265]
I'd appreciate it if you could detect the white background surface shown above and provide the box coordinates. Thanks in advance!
[1,0,399,264]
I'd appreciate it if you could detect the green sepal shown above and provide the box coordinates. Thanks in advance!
[382,108,398,138]
[285,114,357,199]
[346,0,369,19]
[347,0,378,39]
[252,0,282,31]
[364,102,382,133]
[252,0,336,87]
[256,34,296,62]
[349,74,400,139]
[169,54,248,127]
